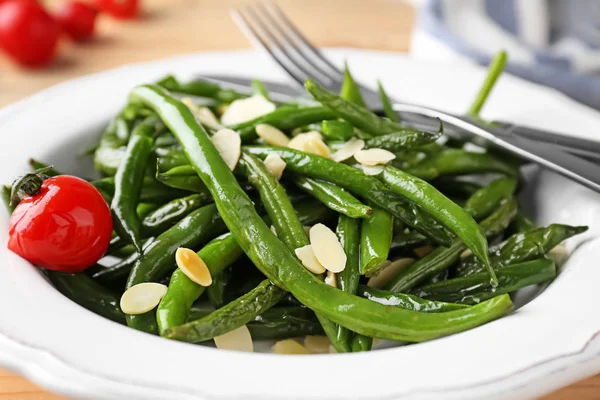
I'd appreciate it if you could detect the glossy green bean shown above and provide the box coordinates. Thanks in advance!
[230,106,336,141]
[463,177,517,220]
[414,258,555,304]
[129,84,514,343]
[377,80,399,122]
[251,79,270,100]
[46,271,125,324]
[359,285,468,312]
[322,120,354,141]
[141,193,213,236]
[468,51,507,118]
[244,145,453,246]
[384,197,517,293]
[206,266,232,308]
[364,124,441,151]
[94,117,131,176]
[157,75,246,103]
[382,165,496,284]
[431,178,482,201]
[92,176,189,204]
[111,116,160,251]
[336,215,361,350]
[406,149,519,181]
[508,212,537,234]
[340,62,366,107]
[125,203,227,333]
[390,231,428,252]
[360,207,393,276]
[247,308,324,340]
[455,224,587,277]
[294,177,372,218]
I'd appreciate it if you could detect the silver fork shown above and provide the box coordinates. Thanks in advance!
[232,3,600,193]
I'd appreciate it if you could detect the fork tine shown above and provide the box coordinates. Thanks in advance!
[231,8,311,89]
[256,3,342,85]
[264,3,343,79]
[245,5,336,88]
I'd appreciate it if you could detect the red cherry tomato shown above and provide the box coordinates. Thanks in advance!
[95,0,138,19]
[8,175,113,273]
[0,0,61,68]
[55,1,97,41]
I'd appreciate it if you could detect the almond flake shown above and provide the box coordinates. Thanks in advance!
[272,339,309,355]
[295,245,326,274]
[414,245,434,258]
[304,336,330,354]
[263,153,286,180]
[309,224,346,273]
[332,138,365,162]
[362,165,384,176]
[182,97,223,130]
[214,325,254,352]
[175,247,212,287]
[221,95,276,126]
[549,244,569,266]
[367,258,415,289]
[120,283,168,315]
[325,270,338,288]
[256,124,290,146]
[211,129,241,171]
[288,133,331,158]
[354,148,396,166]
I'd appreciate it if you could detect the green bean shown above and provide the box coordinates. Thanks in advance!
[92,176,189,204]
[340,62,366,107]
[112,116,160,251]
[463,177,517,220]
[206,266,232,308]
[164,280,284,343]
[384,197,517,293]
[508,212,537,234]
[251,79,270,100]
[468,50,507,118]
[391,231,428,252]
[377,79,399,122]
[155,146,191,171]
[129,84,513,343]
[414,258,555,304]
[364,123,442,151]
[247,307,324,340]
[46,271,125,324]
[141,193,213,237]
[244,146,453,246]
[351,336,373,352]
[156,165,208,192]
[94,117,131,176]
[360,207,393,276]
[157,75,246,103]
[322,120,354,141]
[455,224,587,277]
[156,201,332,334]
[125,203,227,333]
[359,285,468,312]
[294,177,372,218]
[406,149,519,181]
[336,215,361,350]
[382,165,497,284]
[431,178,482,200]
[306,79,408,137]
[230,106,336,141]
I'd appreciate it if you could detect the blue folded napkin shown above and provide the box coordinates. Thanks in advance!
[415,0,600,109]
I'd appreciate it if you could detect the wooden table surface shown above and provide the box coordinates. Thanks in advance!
[0,0,598,398]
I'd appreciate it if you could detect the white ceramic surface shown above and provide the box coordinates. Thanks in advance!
[1,49,600,400]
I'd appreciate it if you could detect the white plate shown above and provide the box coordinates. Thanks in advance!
[1,49,600,400]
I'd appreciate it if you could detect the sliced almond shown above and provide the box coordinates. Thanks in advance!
[362,165,385,176]
[309,223,346,273]
[332,138,365,162]
[214,325,254,352]
[549,244,569,266]
[175,247,212,287]
[182,97,223,130]
[272,339,309,355]
[295,245,326,274]
[354,148,396,166]
[414,245,434,258]
[325,270,338,288]
[256,124,290,146]
[304,336,330,354]
[288,133,331,158]
[367,258,415,289]
[460,249,473,259]
[211,129,241,171]
[221,95,276,126]
[263,153,286,180]
[120,283,168,315]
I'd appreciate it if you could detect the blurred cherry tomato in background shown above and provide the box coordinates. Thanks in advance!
[8,175,113,273]
[55,1,97,41]
[95,0,138,19]
[0,0,60,67]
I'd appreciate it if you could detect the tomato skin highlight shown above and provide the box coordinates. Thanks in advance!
[8,176,112,272]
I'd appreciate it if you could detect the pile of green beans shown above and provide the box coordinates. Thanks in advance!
[15,53,587,353]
